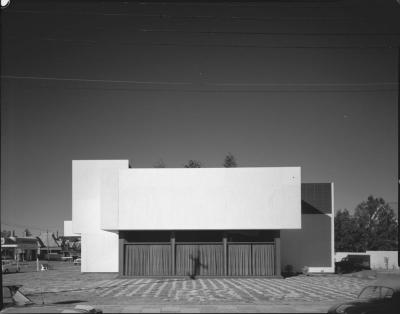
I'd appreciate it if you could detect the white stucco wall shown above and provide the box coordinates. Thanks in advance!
[118,167,301,230]
[81,231,119,272]
[72,161,304,272]
[72,160,128,272]
[100,165,129,230]
[72,160,129,234]
[63,221,79,236]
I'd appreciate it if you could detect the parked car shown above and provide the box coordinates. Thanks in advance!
[61,256,73,262]
[327,278,400,314]
[2,260,20,273]
[335,254,371,274]
[74,258,81,265]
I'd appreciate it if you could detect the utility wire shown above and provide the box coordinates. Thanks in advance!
[134,1,389,8]
[24,86,398,93]
[2,1,365,10]
[137,29,400,36]
[7,29,400,37]
[5,37,399,50]
[1,75,397,88]
[5,10,388,22]
[0,75,192,86]
[209,82,397,87]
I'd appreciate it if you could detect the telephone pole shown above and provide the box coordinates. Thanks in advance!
[395,14,400,270]
[47,230,50,261]
[0,228,3,311]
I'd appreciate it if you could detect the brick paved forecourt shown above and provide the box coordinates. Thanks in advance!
[1,262,373,313]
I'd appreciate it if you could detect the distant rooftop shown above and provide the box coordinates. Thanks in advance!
[37,232,61,248]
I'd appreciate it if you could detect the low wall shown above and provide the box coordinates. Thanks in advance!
[335,251,399,270]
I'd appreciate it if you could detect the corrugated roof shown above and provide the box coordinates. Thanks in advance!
[37,232,60,248]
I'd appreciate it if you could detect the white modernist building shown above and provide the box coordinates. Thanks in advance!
[65,160,334,276]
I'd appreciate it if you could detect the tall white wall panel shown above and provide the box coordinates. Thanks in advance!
[72,160,128,233]
[72,160,128,272]
[118,167,301,230]
[81,231,119,272]
[63,220,79,236]
[100,165,128,230]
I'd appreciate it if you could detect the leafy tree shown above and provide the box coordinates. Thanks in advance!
[184,160,202,168]
[353,196,397,251]
[72,239,81,251]
[154,159,166,168]
[223,153,238,167]
[334,209,359,251]
[335,195,398,252]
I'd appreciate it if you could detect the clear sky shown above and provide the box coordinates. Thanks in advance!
[1,0,398,236]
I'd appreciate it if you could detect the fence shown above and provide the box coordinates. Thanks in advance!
[335,251,399,270]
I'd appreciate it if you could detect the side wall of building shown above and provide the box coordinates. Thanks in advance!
[63,221,80,237]
[281,214,333,273]
[70,161,334,274]
[281,183,334,273]
[72,160,129,272]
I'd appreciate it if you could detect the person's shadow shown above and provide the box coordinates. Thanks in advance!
[189,249,208,280]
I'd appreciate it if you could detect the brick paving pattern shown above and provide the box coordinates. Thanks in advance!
[84,276,365,303]
[2,262,371,307]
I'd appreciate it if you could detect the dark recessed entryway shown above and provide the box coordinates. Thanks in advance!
[120,230,280,277]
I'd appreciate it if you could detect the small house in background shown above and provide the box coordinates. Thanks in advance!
[61,221,81,261]
[1,236,39,261]
[36,232,62,260]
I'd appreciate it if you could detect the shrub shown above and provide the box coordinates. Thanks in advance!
[302,266,309,275]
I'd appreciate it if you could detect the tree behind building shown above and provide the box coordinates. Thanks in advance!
[223,153,238,167]
[335,195,398,252]
[184,160,202,168]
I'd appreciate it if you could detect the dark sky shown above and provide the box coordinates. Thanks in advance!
[1,0,399,236]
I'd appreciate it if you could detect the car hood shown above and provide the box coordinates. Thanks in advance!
[328,300,369,313]
[329,298,398,314]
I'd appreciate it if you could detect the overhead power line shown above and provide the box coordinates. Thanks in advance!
[132,1,391,9]
[8,29,398,37]
[210,82,397,87]
[2,0,369,10]
[5,36,399,50]
[1,75,191,86]
[1,75,397,88]
[6,10,388,22]
[23,86,397,94]
[138,29,400,36]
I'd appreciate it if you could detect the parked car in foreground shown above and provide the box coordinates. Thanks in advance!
[74,258,81,265]
[327,278,400,314]
[2,260,20,273]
